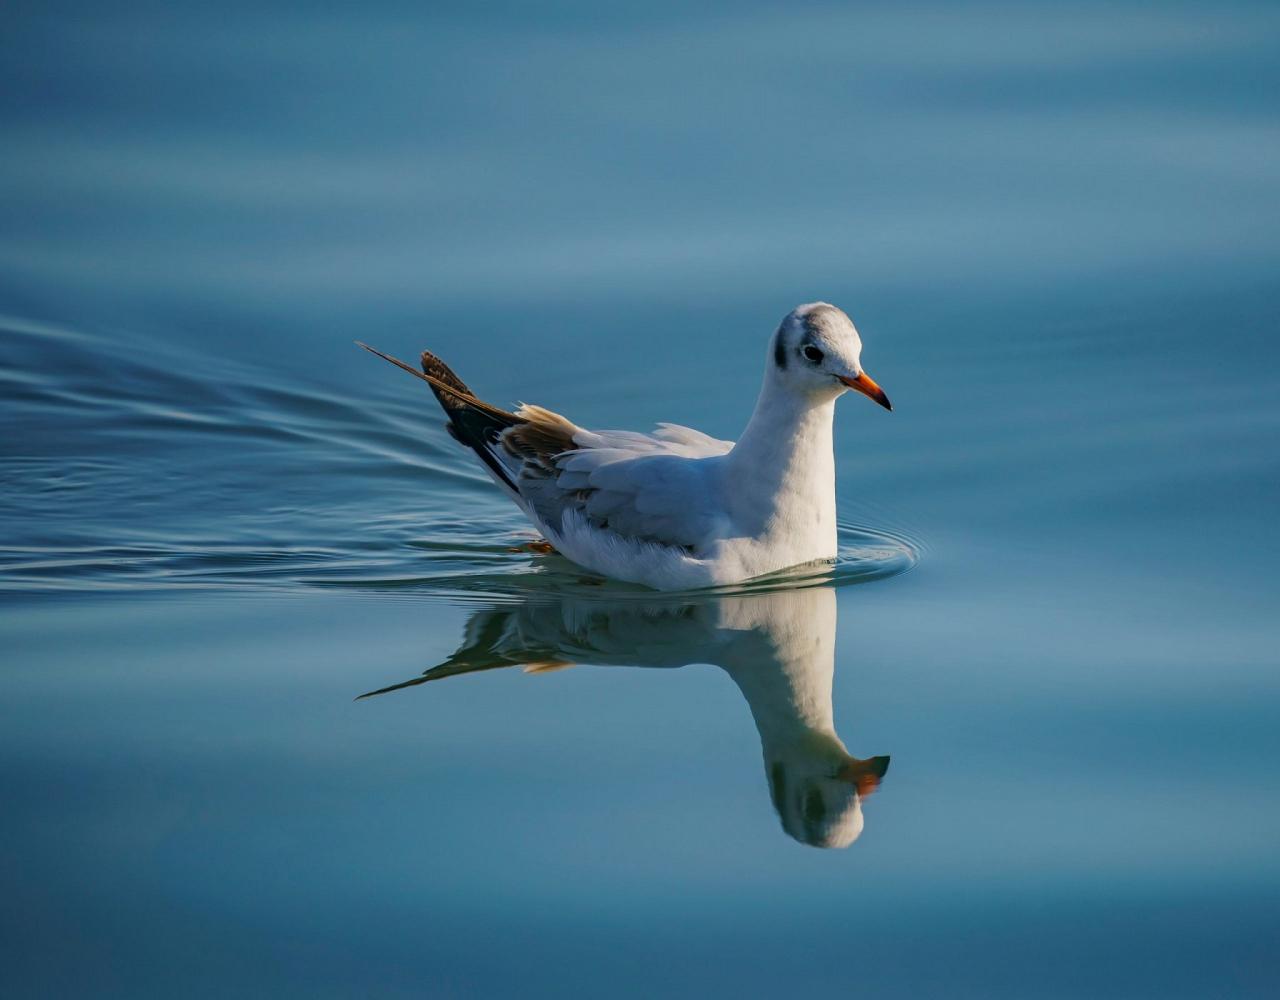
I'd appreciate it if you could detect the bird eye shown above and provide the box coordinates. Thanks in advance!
[801,345,824,364]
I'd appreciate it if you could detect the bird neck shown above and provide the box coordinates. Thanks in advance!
[718,591,842,752]
[727,377,838,539]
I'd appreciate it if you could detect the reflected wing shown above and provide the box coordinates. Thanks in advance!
[356,606,575,699]
[356,595,731,700]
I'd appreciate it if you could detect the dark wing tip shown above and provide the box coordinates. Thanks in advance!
[356,341,430,381]
[355,673,433,700]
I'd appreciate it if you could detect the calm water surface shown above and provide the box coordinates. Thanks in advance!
[3,2,1279,997]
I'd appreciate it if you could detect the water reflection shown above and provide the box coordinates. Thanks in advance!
[361,585,889,848]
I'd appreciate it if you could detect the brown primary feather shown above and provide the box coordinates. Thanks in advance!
[418,349,473,410]
[356,342,521,424]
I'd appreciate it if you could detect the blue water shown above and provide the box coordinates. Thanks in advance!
[3,2,1279,996]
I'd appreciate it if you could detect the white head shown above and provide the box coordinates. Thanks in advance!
[770,302,891,410]
[768,750,890,849]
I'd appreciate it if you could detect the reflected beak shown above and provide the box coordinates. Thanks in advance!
[838,755,891,797]
[838,371,892,411]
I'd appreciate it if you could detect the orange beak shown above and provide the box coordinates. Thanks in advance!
[838,371,892,411]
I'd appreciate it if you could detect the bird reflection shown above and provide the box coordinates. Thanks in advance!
[360,584,889,848]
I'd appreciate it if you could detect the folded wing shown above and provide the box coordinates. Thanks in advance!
[508,408,733,550]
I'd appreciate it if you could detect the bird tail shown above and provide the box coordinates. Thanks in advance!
[357,342,525,496]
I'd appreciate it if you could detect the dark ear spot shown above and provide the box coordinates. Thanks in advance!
[803,787,826,824]
[803,787,828,843]
[769,761,787,813]
[773,333,787,370]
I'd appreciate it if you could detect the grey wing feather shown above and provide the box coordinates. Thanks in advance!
[507,411,731,550]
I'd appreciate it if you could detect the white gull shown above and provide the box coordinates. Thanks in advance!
[360,302,892,591]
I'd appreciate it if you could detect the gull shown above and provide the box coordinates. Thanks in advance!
[359,302,891,591]
[358,585,890,849]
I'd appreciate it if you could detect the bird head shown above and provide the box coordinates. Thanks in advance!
[767,748,890,849]
[770,302,891,410]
